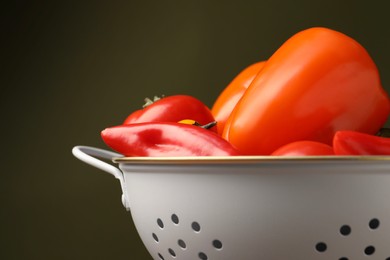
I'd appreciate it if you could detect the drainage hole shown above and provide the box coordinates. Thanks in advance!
[152,233,159,242]
[157,218,164,229]
[168,248,176,257]
[364,245,375,255]
[198,252,208,260]
[369,218,380,229]
[158,253,164,260]
[192,221,201,232]
[178,239,187,249]
[386,257,390,260]
[340,225,351,236]
[213,239,223,250]
[171,214,179,225]
[315,242,327,252]
[339,258,348,260]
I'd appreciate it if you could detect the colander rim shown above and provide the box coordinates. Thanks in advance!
[113,155,390,164]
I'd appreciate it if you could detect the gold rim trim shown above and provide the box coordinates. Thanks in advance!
[113,155,390,165]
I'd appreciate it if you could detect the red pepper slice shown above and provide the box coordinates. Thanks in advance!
[333,130,390,155]
[101,122,240,157]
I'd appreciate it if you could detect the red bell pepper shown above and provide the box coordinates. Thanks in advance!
[101,122,240,157]
[211,61,266,135]
[223,27,390,155]
[333,130,390,155]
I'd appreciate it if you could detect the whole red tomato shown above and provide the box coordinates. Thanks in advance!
[123,95,217,132]
[271,140,334,156]
[211,61,266,135]
[223,27,390,155]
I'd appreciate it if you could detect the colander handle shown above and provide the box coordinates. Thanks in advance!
[72,145,130,211]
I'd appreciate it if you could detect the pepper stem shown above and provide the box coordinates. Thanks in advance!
[201,121,217,129]
[142,95,165,108]
[376,128,390,137]
[178,119,217,130]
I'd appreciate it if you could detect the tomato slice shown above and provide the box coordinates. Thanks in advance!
[271,140,334,156]
[333,130,390,155]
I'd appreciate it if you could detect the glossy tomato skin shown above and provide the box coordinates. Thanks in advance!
[211,61,266,135]
[271,140,334,156]
[123,95,217,132]
[224,27,390,155]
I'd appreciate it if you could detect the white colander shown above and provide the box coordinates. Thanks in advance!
[72,145,390,260]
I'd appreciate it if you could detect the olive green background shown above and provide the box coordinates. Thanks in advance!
[1,1,390,259]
